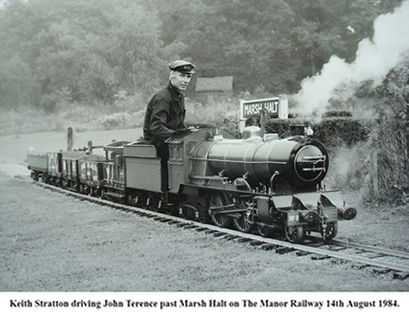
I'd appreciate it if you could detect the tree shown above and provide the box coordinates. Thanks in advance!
[371,65,409,204]
[151,0,402,96]
[0,0,403,110]
[0,0,184,110]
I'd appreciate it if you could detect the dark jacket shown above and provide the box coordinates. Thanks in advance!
[143,83,185,145]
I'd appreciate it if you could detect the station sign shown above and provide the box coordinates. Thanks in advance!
[240,97,280,119]
[238,95,288,135]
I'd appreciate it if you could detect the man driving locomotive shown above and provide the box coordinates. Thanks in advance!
[143,60,195,191]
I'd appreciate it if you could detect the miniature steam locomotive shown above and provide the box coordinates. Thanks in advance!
[27,125,357,243]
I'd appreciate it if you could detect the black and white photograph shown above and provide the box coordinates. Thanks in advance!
[0,0,408,315]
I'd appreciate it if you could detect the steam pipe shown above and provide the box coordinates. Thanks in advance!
[269,171,280,193]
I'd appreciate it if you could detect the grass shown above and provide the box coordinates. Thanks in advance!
[1,174,408,292]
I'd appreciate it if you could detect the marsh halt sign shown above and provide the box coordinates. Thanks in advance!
[239,95,288,120]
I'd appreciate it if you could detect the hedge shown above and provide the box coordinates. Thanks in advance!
[263,117,374,148]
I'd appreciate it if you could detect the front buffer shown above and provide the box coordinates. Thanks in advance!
[256,191,357,243]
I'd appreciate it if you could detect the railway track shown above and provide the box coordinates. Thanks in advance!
[34,180,409,280]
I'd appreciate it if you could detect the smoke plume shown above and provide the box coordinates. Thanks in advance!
[293,0,409,119]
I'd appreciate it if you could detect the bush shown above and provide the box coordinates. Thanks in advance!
[96,110,145,129]
[322,110,352,118]
[264,117,373,147]
[324,144,370,192]
[97,112,129,129]
[366,66,409,205]
[263,118,306,138]
[185,99,241,137]
[313,118,373,147]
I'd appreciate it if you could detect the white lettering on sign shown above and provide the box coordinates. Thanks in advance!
[242,99,279,118]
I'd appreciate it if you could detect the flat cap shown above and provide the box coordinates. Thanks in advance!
[169,60,195,74]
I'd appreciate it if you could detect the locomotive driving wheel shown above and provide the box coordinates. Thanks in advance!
[257,224,273,237]
[285,225,305,243]
[233,199,254,233]
[209,192,232,228]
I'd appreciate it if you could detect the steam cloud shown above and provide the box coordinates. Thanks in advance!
[293,0,409,119]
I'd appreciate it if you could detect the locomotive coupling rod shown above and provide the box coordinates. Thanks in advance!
[209,203,236,211]
[209,207,248,215]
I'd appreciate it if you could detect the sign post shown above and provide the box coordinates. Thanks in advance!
[67,127,73,152]
[66,126,78,151]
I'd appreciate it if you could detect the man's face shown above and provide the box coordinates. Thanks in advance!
[171,71,192,92]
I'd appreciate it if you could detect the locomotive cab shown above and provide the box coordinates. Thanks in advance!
[166,127,237,194]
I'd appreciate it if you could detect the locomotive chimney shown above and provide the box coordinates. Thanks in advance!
[289,124,305,136]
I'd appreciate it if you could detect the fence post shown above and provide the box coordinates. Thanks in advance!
[370,149,379,197]
[67,127,73,152]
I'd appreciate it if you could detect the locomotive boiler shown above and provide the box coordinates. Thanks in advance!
[27,124,357,243]
[190,126,328,192]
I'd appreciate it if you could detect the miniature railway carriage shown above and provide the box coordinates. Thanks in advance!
[62,152,87,191]
[27,151,48,181]
[45,152,63,185]
[27,125,357,243]
[100,141,130,201]
[78,154,106,196]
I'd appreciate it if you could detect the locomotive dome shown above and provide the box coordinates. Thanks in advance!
[243,126,262,140]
